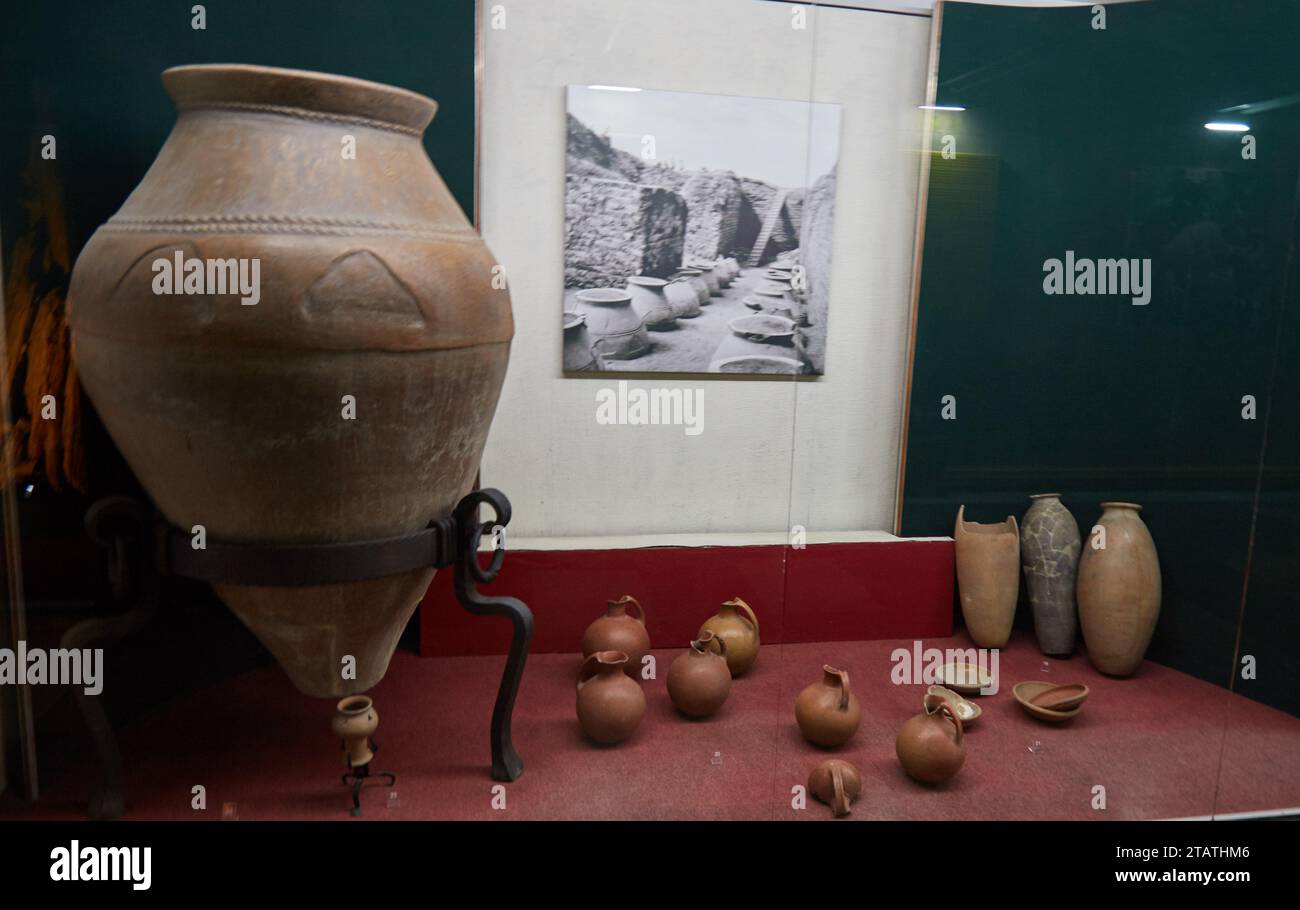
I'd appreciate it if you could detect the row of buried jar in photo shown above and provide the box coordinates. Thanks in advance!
[957,495,1161,677]
[563,251,814,374]
[575,594,983,818]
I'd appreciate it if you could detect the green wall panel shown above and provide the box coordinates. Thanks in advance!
[0,0,476,263]
[902,0,1300,712]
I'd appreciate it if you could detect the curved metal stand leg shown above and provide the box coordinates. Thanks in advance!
[453,489,534,782]
[62,496,159,820]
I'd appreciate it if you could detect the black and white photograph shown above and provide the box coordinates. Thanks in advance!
[563,84,841,376]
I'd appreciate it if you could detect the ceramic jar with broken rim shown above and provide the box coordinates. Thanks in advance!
[666,630,732,718]
[808,759,862,817]
[895,692,965,784]
[954,505,1020,648]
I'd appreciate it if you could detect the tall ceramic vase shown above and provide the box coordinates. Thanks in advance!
[67,64,513,698]
[953,505,1019,648]
[1076,502,1161,676]
[1019,493,1081,657]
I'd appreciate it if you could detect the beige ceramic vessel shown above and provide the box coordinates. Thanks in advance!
[954,505,1020,648]
[332,695,378,768]
[67,64,512,699]
[699,597,760,676]
[1076,502,1161,676]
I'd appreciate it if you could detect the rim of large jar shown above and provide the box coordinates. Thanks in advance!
[575,288,633,305]
[1029,492,1061,500]
[1100,501,1142,511]
[162,64,438,134]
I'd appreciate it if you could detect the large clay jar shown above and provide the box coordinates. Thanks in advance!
[576,651,646,745]
[895,693,965,784]
[625,276,676,331]
[795,665,861,748]
[563,311,602,371]
[691,262,721,296]
[66,64,512,699]
[709,315,803,375]
[665,275,702,319]
[666,631,731,718]
[699,597,760,676]
[1076,502,1161,677]
[808,759,862,817]
[581,595,650,677]
[575,288,651,359]
[677,268,710,308]
[954,505,1020,648]
[1020,493,1081,657]
[332,695,378,768]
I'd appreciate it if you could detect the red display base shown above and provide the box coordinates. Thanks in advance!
[419,539,956,657]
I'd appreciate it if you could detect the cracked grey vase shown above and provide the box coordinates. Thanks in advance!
[1019,493,1081,657]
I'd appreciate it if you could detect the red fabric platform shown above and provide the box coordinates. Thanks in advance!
[419,539,956,656]
[5,631,1299,821]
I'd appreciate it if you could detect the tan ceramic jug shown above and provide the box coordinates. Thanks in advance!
[699,597,760,676]
[581,595,650,677]
[1076,502,1161,676]
[331,695,378,768]
[795,665,861,748]
[576,651,645,745]
[666,631,732,718]
[954,505,1020,648]
[808,759,862,817]
[895,692,965,784]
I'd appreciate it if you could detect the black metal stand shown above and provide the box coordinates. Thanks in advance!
[342,742,396,818]
[66,488,533,819]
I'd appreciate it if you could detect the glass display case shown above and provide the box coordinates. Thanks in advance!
[1,0,1297,865]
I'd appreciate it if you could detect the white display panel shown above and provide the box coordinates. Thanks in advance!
[478,0,929,540]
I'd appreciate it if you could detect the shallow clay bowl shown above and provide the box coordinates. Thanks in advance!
[940,662,994,695]
[1013,682,1083,723]
[1029,683,1089,711]
[926,684,981,724]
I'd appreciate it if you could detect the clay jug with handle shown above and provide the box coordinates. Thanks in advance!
[576,651,645,745]
[666,631,731,718]
[808,759,862,817]
[582,595,649,677]
[896,692,965,784]
[795,665,861,748]
[698,596,760,676]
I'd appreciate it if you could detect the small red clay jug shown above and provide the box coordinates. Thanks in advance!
[795,665,861,748]
[895,692,965,784]
[666,631,732,718]
[581,595,649,677]
[576,651,645,745]
[807,759,862,817]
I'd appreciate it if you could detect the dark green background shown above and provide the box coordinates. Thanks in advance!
[0,0,476,263]
[902,0,1300,716]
